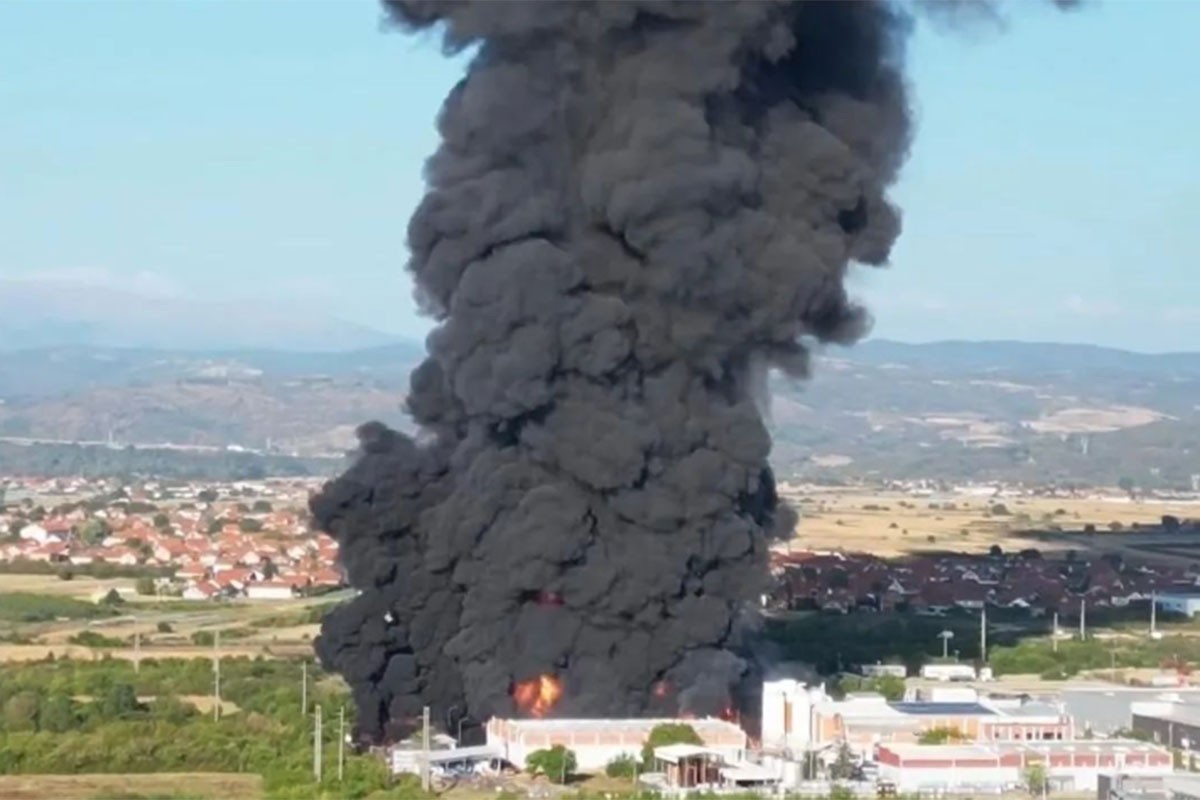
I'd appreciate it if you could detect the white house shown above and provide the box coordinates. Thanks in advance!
[246,581,299,601]
[1156,592,1200,618]
[18,524,49,543]
[182,581,221,601]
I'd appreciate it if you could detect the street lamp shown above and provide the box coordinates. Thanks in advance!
[939,630,955,660]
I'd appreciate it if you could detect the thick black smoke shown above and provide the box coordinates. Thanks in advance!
[312,0,962,743]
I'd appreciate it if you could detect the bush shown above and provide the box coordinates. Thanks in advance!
[135,577,157,596]
[919,726,968,744]
[526,744,576,784]
[605,753,639,778]
[642,722,703,767]
[68,631,125,648]
[156,621,173,633]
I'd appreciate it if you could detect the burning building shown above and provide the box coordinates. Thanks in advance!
[310,0,1073,744]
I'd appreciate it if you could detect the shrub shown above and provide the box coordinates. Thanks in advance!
[526,744,576,784]
[605,753,639,778]
[641,722,703,766]
[68,631,124,648]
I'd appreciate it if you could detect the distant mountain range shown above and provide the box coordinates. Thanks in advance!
[0,337,1196,487]
[0,280,402,352]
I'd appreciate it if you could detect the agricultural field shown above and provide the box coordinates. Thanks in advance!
[0,582,345,669]
[782,485,1200,559]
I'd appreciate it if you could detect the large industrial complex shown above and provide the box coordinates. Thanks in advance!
[384,672,1200,796]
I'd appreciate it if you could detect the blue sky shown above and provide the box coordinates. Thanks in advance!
[2,0,1197,352]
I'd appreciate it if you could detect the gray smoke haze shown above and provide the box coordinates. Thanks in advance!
[311,0,1065,743]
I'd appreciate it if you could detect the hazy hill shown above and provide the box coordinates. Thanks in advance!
[0,280,402,353]
[0,338,1196,486]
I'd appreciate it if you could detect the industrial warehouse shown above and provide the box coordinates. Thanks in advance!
[877,741,1172,794]
[384,676,1188,796]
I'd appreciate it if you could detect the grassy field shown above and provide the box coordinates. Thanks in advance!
[0,582,336,668]
[0,574,142,599]
[782,486,1200,558]
[0,772,262,799]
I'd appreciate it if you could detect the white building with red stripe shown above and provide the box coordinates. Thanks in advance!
[876,740,1172,793]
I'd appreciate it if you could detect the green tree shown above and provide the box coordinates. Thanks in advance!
[99,682,140,718]
[252,500,273,513]
[1025,762,1048,796]
[135,576,157,596]
[3,690,40,732]
[149,695,196,724]
[206,518,224,535]
[100,588,125,606]
[1118,476,1136,499]
[238,518,263,533]
[77,517,110,545]
[641,722,703,767]
[38,693,76,733]
[874,674,906,700]
[526,744,576,784]
[197,488,219,503]
[153,512,171,529]
[919,726,968,744]
[829,741,856,780]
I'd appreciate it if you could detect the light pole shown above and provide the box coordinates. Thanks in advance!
[939,630,955,661]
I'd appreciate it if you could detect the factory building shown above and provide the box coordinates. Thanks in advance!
[1065,688,1200,737]
[485,717,747,772]
[1133,698,1200,752]
[761,680,1073,754]
[877,740,1171,794]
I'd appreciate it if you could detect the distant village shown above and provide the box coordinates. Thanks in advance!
[768,546,1200,618]
[0,475,342,601]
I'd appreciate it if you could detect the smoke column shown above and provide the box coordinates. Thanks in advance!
[311,0,1061,743]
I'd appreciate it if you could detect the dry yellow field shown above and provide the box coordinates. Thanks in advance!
[0,773,262,799]
[0,573,142,599]
[0,643,302,662]
[781,487,1200,557]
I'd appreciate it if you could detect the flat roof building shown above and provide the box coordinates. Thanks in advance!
[878,740,1171,794]
[485,717,747,773]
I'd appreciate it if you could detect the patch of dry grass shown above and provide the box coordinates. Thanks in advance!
[0,772,262,800]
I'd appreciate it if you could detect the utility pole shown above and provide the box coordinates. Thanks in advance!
[1080,599,1087,641]
[213,629,221,722]
[980,606,988,664]
[421,705,431,793]
[313,704,323,782]
[1052,612,1059,653]
[301,660,308,716]
[338,706,345,782]
[133,629,141,674]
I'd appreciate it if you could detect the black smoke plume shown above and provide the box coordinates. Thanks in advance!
[310,0,1019,743]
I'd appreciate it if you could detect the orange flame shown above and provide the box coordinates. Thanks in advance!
[513,674,563,717]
